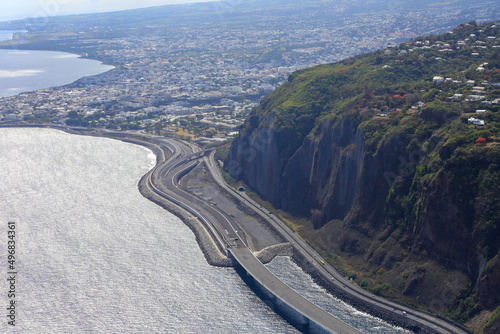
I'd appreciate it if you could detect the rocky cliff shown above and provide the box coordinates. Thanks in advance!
[226,21,500,327]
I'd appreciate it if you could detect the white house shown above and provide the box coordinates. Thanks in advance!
[468,117,485,126]
[433,76,444,83]
[466,95,486,101]
[476,110,487,114]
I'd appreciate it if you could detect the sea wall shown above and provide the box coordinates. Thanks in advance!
[254,243,293,264]
[137,169,236,267]
[290,249,436,334]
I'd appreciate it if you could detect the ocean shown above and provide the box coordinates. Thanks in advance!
[0,128,297,333]
[0,48,113,98]
[0,128,411,333]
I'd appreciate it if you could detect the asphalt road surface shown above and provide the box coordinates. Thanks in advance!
[58,129,471,334]
[147,138,362,334]
[204,151,471,334]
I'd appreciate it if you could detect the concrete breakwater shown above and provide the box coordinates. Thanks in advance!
[138,169,297,269]
[254,243,293,264]
[138,169,236,267]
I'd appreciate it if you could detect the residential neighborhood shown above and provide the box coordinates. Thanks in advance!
[0,0,498,141]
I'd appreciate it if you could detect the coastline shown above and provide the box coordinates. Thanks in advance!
[0,48,115,98]
[118,134,296,268]
[0,124,236,266]
[0,125,289,268]
[132,138,236,268]
[0,42,117,68]
[0,125,471,334]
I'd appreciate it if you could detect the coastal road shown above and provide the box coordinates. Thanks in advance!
[62,128,469,333]
[146,138,362,334]
[204,151,471,334]
[150,138,243,252]
[32,128,469,334]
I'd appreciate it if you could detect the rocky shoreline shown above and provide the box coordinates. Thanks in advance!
[137,169,236,267]
[291,248,461,334]
[131,136,447,334]
[134,138,294,269]
[137,161,298,268]
[254,243,293,264]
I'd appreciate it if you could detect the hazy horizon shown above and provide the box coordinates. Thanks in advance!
[0,0,215,23]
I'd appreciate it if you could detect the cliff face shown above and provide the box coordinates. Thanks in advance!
[228,114,283,205]
[411,170,478,273]
[280,119,365,228]
[228,115,367,225]
[226,21,500,322]
[228,112,495,274]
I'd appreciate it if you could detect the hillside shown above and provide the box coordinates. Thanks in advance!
[225,21,500,332]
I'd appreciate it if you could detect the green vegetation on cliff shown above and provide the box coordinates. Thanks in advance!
[226,21,500,330]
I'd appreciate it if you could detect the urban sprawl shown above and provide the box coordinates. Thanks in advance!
[0,0,497,142]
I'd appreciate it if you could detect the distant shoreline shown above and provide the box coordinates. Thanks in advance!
[0,30,27,43]
[0,49,114,98]
[0,39,116,67]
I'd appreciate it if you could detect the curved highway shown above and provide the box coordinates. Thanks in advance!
[204,151,471,334]
[57,128,470,334]
[146,138,362,334]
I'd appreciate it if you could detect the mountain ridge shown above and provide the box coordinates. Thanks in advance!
[225,20,500,332]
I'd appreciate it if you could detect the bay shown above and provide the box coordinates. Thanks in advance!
[0,128,297,334]
[0,49,113,98]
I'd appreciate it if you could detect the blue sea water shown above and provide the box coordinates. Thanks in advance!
[0,128,298,334]
[0,48,113,97]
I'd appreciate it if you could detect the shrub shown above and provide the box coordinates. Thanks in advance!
[373,283,392,295]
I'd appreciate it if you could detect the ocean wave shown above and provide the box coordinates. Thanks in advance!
[0,69,44,78]
[6,50,30,55]
[53,54,79,59]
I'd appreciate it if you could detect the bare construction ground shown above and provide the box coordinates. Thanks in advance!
[180,162,285,252]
